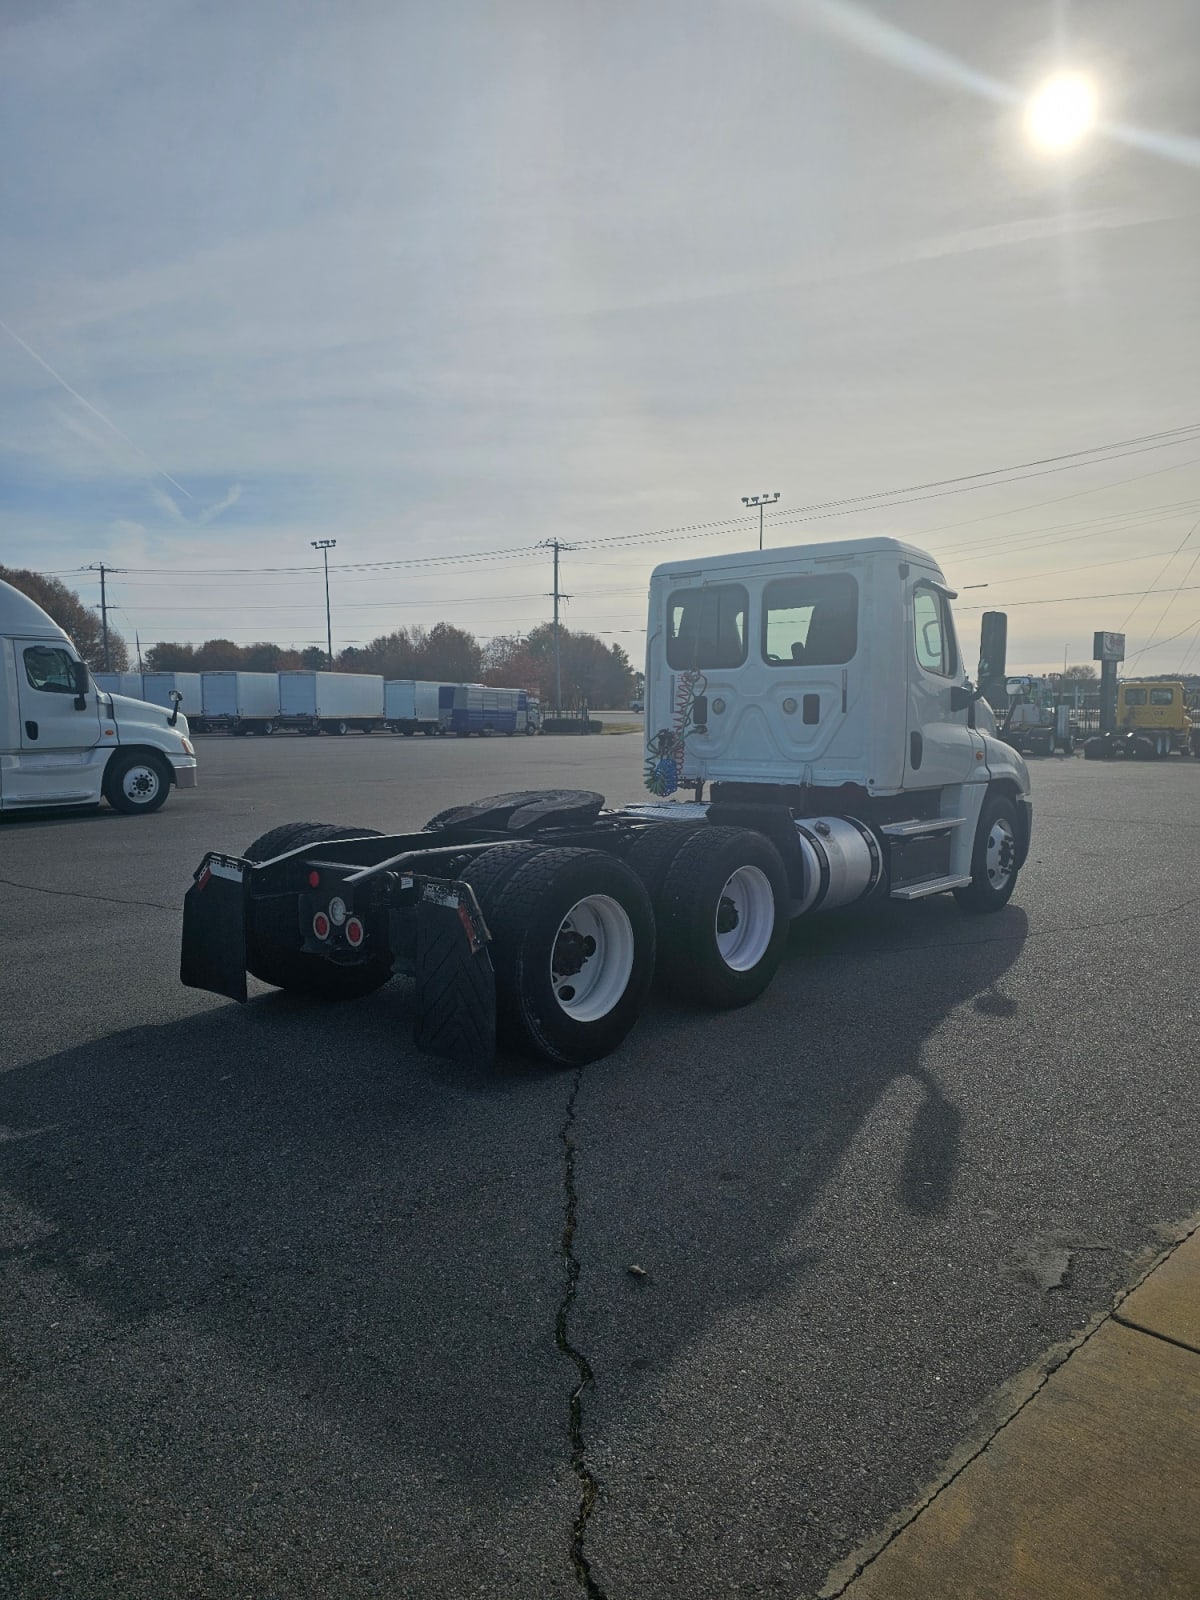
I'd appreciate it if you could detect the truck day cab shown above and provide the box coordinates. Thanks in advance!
[181,538,1031,1066]
[1,578,198,815]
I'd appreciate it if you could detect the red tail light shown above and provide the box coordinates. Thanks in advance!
[345,916,365,948]
[312,911,331,940]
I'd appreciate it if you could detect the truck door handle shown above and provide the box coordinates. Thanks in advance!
[25,720,38,741]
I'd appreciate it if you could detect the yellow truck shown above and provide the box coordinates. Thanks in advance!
[1085,680,1199,759]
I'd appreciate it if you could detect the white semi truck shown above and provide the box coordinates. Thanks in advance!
[277,671,385,735]
[1,578,197,815]
[181,537,1030,1066]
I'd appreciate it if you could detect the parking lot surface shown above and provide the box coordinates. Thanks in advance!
[2,736,1199,1598]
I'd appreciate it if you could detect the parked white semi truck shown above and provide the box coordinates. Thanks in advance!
[181,538,1030,1066]
[1,578,197,815]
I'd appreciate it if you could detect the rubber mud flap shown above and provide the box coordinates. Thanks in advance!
[425,790,604,833]
[413,899,497,1065]
[181,858,248,1002]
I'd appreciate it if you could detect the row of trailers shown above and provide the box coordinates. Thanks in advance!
[91,671,539,738]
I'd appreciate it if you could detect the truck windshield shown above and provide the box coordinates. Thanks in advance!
[666,584,748,669]
[762,574,858,666]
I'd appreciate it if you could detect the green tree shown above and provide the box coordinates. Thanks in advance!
[0,565,130,671]
[414,621,483,683]
[192,638,244,670]
[144,641,197,671]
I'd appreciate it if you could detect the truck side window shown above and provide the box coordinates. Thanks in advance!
[23,645,79,694]
[1150,687,1175,706]
[667,584,748,669]
[913,586,958,677]
[1123,687,1147,707]
[761,574,857,666]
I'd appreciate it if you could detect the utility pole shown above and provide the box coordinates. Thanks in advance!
[87,562,123,670]
[311,539,337,667]
[741,492,780,551]
[538,539,576,715]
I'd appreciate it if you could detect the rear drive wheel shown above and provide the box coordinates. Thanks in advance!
[462,847,654,1066]
[242,821,392,999]
[625,822,708,904]
[654,827,789,1008]
[953,794,1019,913]
[103,751,172,815]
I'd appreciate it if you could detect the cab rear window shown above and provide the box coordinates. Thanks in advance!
[666,584,748,670]
[1150,687,1175,706]
[762,574,858,666]
[1123,688,1147,706]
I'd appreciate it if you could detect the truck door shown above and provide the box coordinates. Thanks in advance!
[9,640,108,804]
[905,583,981,788]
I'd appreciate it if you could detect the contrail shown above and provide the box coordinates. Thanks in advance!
[0,316,193,500]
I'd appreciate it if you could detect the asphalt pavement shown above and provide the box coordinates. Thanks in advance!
[2,735,1199,1599]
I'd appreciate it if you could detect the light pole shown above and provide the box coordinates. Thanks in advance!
[311,539,336,666]
[741,492,780,551]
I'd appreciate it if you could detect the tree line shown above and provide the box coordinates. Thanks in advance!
[1,567,634,707]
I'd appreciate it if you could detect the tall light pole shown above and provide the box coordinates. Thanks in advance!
[311,539,336,666]
[741,492,780,551]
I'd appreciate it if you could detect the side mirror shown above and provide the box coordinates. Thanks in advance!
[168,688,183,727]
[950,683,980,713]
[72,660,90,711]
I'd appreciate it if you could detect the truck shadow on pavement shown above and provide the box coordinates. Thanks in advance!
[0,897,1027,1591]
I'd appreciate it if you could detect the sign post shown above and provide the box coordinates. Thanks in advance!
[1093,631,1125,736]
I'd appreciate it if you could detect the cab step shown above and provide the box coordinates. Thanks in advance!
[879,816,966,838]
[889,873,972,900]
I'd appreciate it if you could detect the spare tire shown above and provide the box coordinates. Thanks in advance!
[462,846,654,1066]
[242,821,392,1000]
[425,789,605,834]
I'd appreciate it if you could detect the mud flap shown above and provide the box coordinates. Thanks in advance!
[180,856,248,1002]
[413,888,496,1065]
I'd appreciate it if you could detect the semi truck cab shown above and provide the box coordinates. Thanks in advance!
[0,578,198,814]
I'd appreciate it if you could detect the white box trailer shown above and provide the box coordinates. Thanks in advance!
[384,679,446,735]
[277,671,385,734]
[140,672,204,719]
[93,671,145,699]
[198,672,281,735]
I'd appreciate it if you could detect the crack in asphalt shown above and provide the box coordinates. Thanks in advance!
[0,875,176,912]
[555,1070,608,1600]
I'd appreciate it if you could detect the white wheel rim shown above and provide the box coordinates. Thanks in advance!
[550,894,635,1022]
[715,865,776,971]
[122,764,161,803]
[985,818,1016,888]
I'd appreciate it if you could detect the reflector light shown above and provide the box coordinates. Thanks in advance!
[328,896,348,926]
[308,870,321,888]
[345,917,365,947]
[312,911,331,940]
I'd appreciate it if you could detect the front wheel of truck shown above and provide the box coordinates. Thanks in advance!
[103,751,172,814]
[242,821,393,999]
[462,847,655,1066]
[953,794,1019,913]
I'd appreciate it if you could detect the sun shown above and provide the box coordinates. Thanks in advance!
[1024,72,1099,153]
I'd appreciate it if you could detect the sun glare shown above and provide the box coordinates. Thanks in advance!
[1025,72,1099,153]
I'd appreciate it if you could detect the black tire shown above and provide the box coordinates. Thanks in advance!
[624,822,709,905]
[103,750,172,815]
[242,821,392,999]
[953,793,1020,914]
[261,721,275,736]
[655,827,789,1008]
[1083,737,1105,761]
[462,847,654,1066]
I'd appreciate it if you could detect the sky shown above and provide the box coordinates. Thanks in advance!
[3,0,1200,676]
